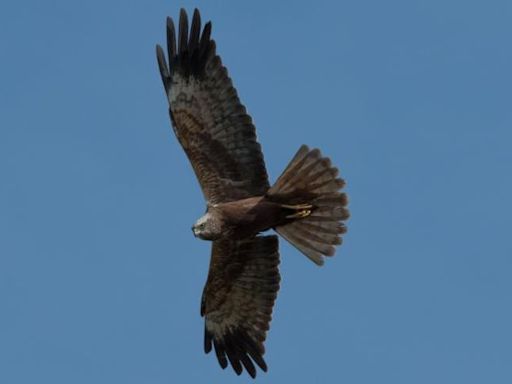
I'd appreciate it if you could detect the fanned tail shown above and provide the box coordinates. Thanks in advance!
[267,145,349,265]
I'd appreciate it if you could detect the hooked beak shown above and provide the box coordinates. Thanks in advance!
[191,226,198,237]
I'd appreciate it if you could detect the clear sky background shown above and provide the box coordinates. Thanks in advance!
[1,0,511,383]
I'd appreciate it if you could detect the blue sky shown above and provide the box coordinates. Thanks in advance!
[1,0,511,382]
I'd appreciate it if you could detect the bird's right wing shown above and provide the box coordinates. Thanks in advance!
[200,235,280,378]
[156,9,270,205]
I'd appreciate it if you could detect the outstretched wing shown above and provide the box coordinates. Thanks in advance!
[201,236,280,378]
[156,9,270,204]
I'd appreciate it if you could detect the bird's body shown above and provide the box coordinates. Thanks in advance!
[156,8,350,378]
[195,196,316,240]
[208,197,284,239]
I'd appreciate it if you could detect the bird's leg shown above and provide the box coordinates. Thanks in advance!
[286,209,311,219]
[281,203,313,219]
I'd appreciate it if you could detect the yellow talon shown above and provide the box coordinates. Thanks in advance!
[286,209,312,219]
[300,209,311,218]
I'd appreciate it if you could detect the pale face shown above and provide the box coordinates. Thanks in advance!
[192,212,222,240]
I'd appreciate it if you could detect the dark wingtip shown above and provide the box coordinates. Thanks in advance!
[204,327,213,354]
[189,8,201,52]
[156,44,166,67]
[179,8,188,23]
[192,8,201,24]
[166,16,176,60]
[155,44,164,59]
[159,9,214,79]
[202,21,212,38]
[178,9,189,54]
[213,340,228,369]
[205,326,271,377]
[156,44,171,92]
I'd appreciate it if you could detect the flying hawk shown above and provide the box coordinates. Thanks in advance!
[156,8,349,378]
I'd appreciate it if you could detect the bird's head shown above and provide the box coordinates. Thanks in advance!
[192,212,222,240]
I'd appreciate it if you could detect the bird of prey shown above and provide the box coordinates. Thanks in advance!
[156,8,349,379]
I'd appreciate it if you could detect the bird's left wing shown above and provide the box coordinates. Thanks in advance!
[200,235,280,378]
[156,9,270,204]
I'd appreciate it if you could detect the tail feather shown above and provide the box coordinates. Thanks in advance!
[275,225,332,265]
[309,204,350,220]
[268,145,349,265]
[285,221,341,245]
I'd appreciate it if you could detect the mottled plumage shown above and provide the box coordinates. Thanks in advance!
[156,8,349,378]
